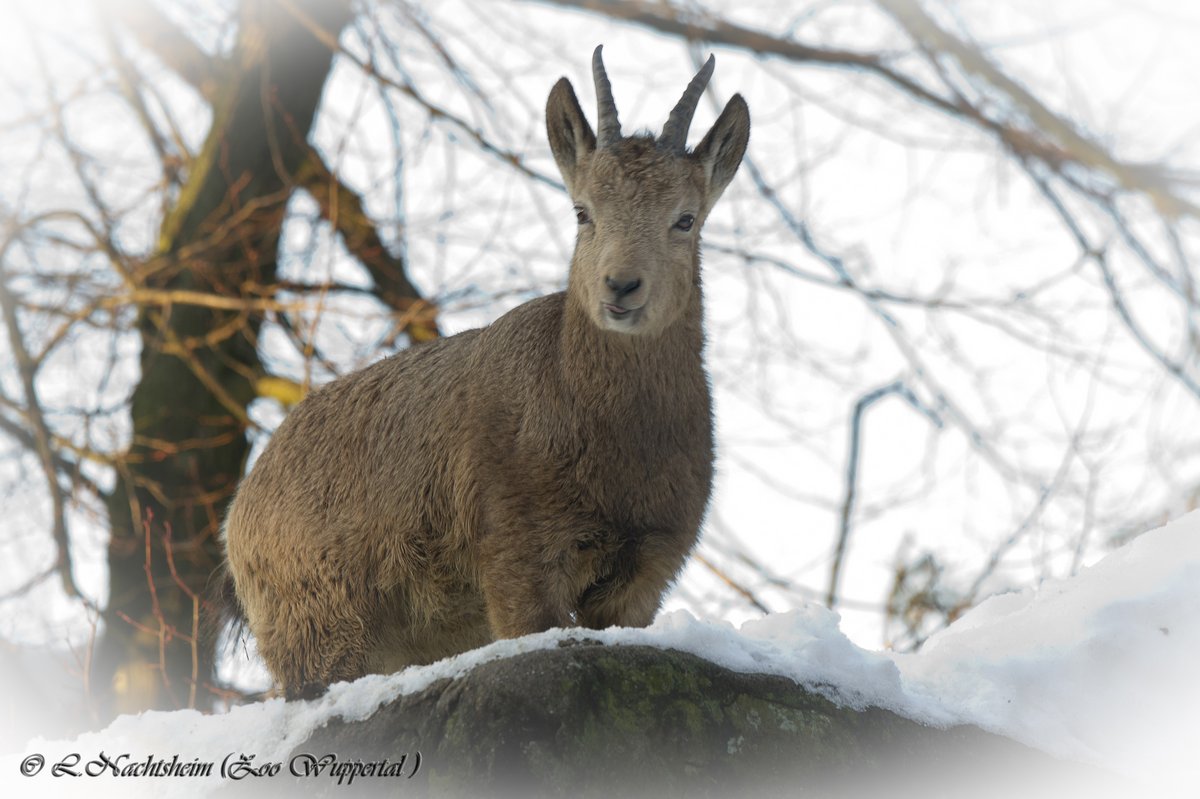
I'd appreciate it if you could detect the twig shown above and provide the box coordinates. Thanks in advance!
[160,521,201,710]
[0,234,80,599]
[827,381,942,608]
[1028,167,1200,402]
[693,552,771,614]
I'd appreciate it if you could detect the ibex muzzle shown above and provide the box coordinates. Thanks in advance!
[218,46,749,697]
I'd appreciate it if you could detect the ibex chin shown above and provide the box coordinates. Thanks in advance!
[219,46,750,697]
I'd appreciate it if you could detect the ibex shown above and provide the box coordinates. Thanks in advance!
[219,46,749,697]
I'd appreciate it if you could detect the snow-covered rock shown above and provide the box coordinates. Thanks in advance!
[5,511,1197,798]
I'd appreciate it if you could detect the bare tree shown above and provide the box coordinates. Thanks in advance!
[524,0,1199,647]
[2,0,437,717]
[1,0,1197,728]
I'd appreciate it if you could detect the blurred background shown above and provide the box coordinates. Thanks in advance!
[1,0,1198,740]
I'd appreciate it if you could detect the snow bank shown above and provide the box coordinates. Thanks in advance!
[7,511,1198,797]
[893,509,1200,790]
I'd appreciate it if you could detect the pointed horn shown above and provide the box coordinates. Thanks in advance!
[659,54,715,154]
[592,45,621,148]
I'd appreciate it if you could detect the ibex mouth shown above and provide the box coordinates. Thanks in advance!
[602,302,642,327]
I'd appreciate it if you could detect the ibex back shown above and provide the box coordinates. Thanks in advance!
[221,46,750,697]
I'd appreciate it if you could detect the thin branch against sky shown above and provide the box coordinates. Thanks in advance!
[0,1,1195,704]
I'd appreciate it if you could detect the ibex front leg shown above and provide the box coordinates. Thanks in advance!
[478,507,667,637]
[576,531,692,630]
[477,518,600,638]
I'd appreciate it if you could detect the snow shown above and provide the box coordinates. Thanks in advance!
[894,510,1200,788]
[6,510,1199,798]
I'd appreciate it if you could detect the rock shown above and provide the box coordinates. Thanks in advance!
[230,641,1120,798]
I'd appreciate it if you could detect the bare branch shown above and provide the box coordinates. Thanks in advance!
[693,553,771,615]
[875,0,1200,218]
[284,0,563,189]
[0,235,80,599]
[827,381,942,609]
[0,411,107,500]
[298,145,440,339]
[1027,166,1200,402]
[105,0,224,101]
[526,0,964,115]
[0,565,57,602]
[99,14,185,193]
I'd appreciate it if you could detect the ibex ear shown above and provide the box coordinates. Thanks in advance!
[693,94,750,211]
[546,78,597,196]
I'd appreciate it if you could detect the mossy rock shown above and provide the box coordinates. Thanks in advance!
[230,641,1119,797]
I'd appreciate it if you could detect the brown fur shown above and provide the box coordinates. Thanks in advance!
[221,51,750,696]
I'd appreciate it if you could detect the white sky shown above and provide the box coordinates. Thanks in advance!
[0,0,1198,670]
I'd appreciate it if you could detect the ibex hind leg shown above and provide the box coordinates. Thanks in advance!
[367,584,493,671]
[256,604,374,698]
[479,559,575,638]
[576,570,663,629]
[577,534,692,630]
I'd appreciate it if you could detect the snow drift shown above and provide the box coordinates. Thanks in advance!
[6,510,1198,797]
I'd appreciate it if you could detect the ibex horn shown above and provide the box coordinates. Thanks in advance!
[593,45,621,149]
[659,55,715,154]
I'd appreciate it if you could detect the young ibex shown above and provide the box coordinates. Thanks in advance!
[220,46,749,696]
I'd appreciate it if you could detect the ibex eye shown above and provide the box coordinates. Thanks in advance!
[674,214,695,232]
[574,206,591,225]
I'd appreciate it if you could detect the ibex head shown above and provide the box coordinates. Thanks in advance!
[547,46,750,336]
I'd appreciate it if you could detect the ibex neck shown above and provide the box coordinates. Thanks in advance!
[560,290,706,410]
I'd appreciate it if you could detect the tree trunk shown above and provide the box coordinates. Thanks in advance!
[98,0,352,718]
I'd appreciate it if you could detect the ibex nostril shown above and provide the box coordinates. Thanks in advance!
[604,276,641,299]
